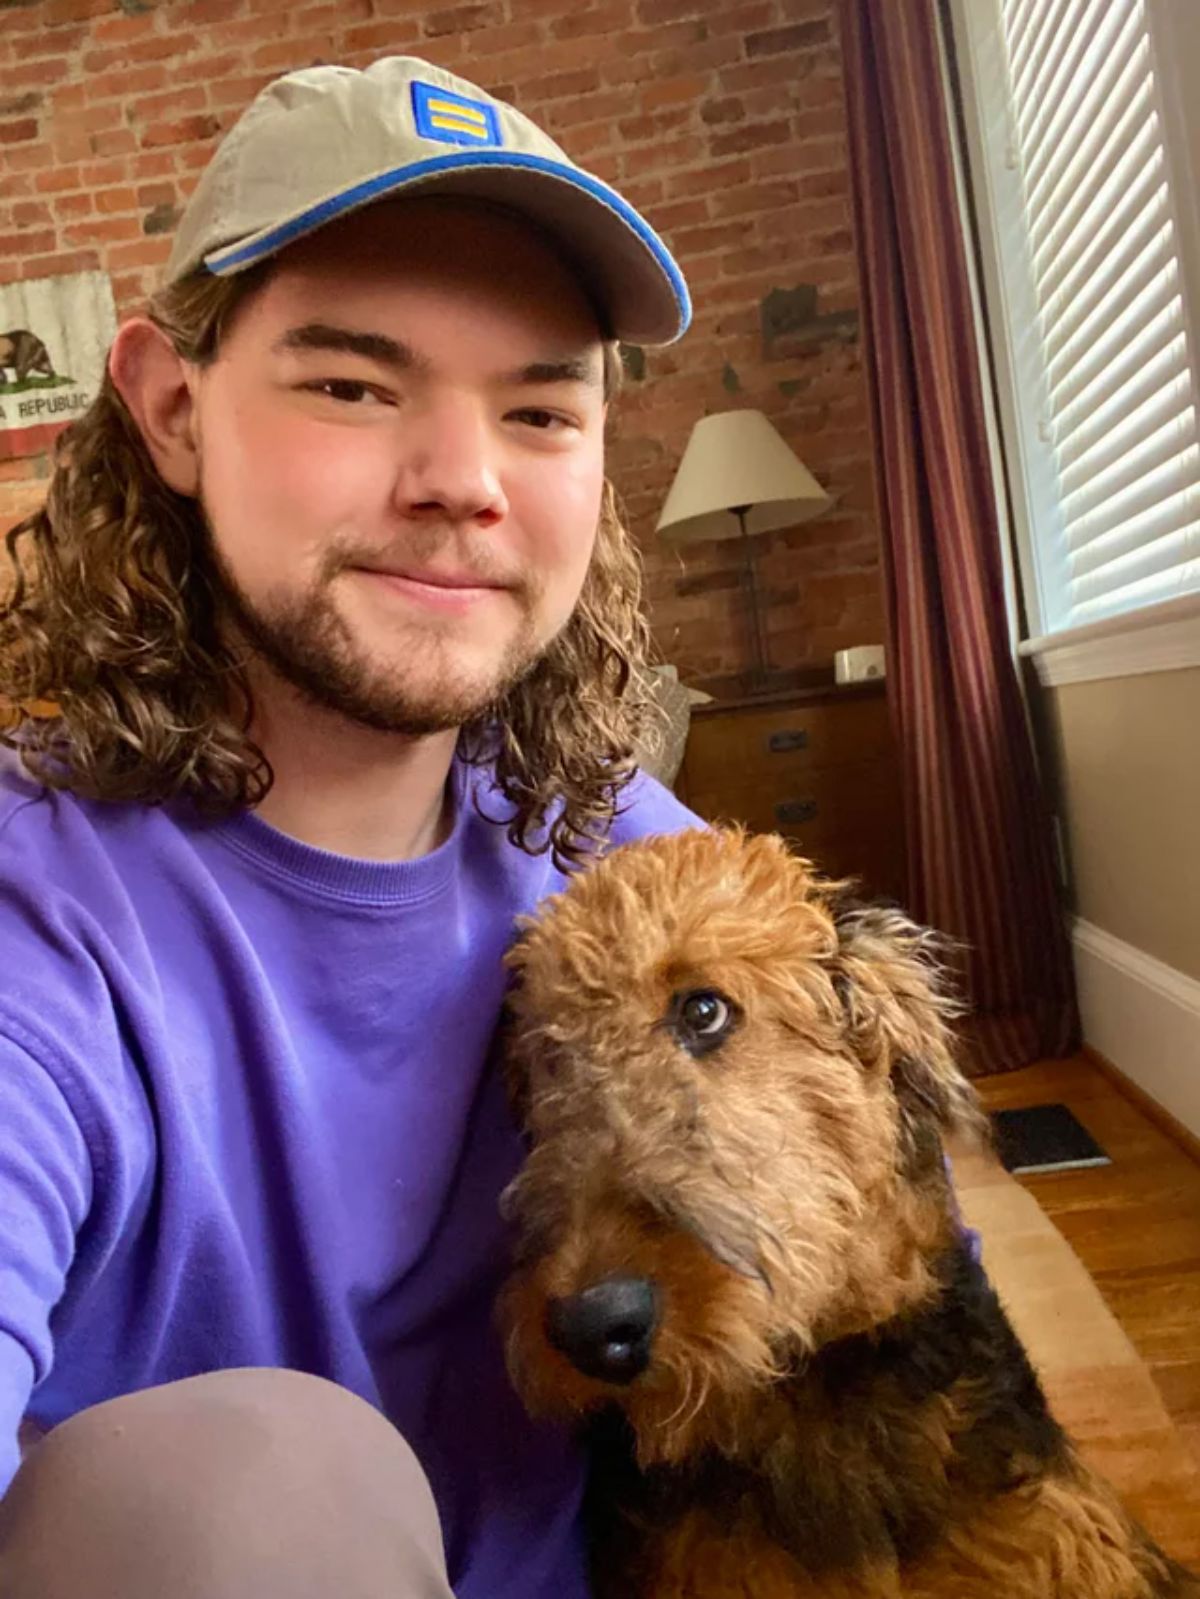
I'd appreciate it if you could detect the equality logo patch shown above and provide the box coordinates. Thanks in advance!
[411,81,503,148]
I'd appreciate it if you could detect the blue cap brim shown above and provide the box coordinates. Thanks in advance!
[203,149,691,346]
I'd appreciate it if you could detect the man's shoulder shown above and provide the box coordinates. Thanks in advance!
[608,768,703,846]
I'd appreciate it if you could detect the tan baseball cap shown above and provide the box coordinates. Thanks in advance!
[166,55,691,347]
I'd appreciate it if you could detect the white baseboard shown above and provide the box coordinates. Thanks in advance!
[1072,919,1200,1140]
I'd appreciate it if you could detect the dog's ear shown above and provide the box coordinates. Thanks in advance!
[829,901,986,1144]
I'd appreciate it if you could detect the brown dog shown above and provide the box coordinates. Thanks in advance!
[499,828,1197,1598]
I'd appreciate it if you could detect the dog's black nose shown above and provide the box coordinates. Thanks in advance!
[545,1277,659,1384]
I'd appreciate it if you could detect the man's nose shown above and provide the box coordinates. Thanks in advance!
[392,397,509,528]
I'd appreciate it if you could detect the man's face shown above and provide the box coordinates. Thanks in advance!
[187,197,609,734]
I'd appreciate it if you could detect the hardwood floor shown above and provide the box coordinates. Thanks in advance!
[973,1054,1200,1475]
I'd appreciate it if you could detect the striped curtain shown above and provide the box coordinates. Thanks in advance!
[839,0,1079,1072]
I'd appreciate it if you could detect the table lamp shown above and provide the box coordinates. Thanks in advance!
[656,409,833,692]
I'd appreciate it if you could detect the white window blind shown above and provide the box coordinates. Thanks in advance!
[980,0,1200,633]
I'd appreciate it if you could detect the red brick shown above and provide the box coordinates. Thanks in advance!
[34,164,81,193]
[107,237,171,270]
[700,96,743,126]
[95,185,138,214]
[84,64,171,103]
[634,0,707,22]
[0,174,33,200]
[3,141,51,171]
[10,27,87,62]
[175,0,248,22]
[711,179,801,219]
[110,270,150,305]
[746,20,830,57]
[0,118,39,144]
[0,226,55,256]
[135,180,176,207]
[1,59,71,91]
[19,247,101,278]
[52,191,94,218]
[771,134,843,172]
[141,114,221,149]
[552,120,615,159]
[620,135,702,179]
[709,119,792,157]
[617,105,693,143]
[91,130,138,157]
[78,158,127,187]
[178,142,219,170]
[82,34,201,72]
[651,196,710,231]
[422,2,503,37]
[90,10,160,42]
[38,0,110,24]
[461,18,542,54]
[48,83,87,114]
[64,213,144,245]
[207,73,276,111]
[129,84,207,123]
[719,57,812,94]
[12,198,52,227]
[540,88,626,132]
[548,2,630,40]
[663,158,752,198]
[705,1,778,36]
[56,102,125,142]
[336,22,413,53]
[669,219,750,257]
[130,149,176,179]
[642,73,708,110]
[534,66,607,105]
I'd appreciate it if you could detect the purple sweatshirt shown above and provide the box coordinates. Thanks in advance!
[0,748,698,1597]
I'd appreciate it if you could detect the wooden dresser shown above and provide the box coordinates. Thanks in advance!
[674,681,906,902]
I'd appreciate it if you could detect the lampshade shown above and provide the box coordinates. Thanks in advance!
[656,410,833,543]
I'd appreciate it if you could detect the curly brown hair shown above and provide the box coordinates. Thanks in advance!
[0,266,659,868]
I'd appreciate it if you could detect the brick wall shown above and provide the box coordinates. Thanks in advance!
[0,0,884,697]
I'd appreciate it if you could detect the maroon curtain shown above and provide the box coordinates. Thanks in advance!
[839,0,1079,1072]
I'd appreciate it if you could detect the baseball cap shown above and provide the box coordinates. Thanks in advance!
[166,55,691,347]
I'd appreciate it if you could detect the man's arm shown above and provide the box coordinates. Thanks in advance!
[0,1037,92,1493]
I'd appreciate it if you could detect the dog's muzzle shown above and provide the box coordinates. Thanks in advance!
[545,1277,660,1385]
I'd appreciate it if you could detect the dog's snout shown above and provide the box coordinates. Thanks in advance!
[545,1277,659,1385]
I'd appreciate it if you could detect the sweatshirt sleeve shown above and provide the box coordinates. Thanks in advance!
[0,1034,93,1495]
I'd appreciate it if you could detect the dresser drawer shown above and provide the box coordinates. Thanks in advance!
[684,694,893,794]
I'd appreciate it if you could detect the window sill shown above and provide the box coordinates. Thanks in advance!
[1019,595,1200,687]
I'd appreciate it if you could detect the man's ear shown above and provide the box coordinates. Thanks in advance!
[108,317,200,497]
[830,902,986,1144]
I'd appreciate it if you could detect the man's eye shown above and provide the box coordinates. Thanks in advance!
[510,408,570,430]
[306,379,383,405]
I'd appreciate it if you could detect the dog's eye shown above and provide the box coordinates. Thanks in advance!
[670,988,738,1056]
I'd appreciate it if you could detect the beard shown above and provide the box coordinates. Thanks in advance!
[201,515,553,737]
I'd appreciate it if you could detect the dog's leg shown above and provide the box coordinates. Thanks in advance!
[904,1463,1198,1599]
[607,1509,905,1599]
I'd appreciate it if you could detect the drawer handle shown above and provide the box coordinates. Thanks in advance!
[767,729,809,754]
[775,798,818,825]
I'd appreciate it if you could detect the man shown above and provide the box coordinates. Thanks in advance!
[0,56,695,1597]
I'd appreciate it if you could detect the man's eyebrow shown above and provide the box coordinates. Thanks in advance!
[503,356,603,390]
[273,325,601,389]
[272,324,431,372]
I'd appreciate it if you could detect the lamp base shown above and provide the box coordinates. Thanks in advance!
[735,506,773,690]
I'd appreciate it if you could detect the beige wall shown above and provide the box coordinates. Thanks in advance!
[1040,667,1200,983]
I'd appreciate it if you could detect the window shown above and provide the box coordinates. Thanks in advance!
[952,0,1200,641]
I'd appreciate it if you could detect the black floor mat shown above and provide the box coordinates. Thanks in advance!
[991,1102,1112,1175]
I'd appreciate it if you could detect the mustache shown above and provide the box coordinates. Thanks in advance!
[321,528,531,591]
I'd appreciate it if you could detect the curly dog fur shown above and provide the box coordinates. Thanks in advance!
[498,828,1198,1598]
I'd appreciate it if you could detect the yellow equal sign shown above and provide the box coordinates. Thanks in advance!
[427,97,490,139]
